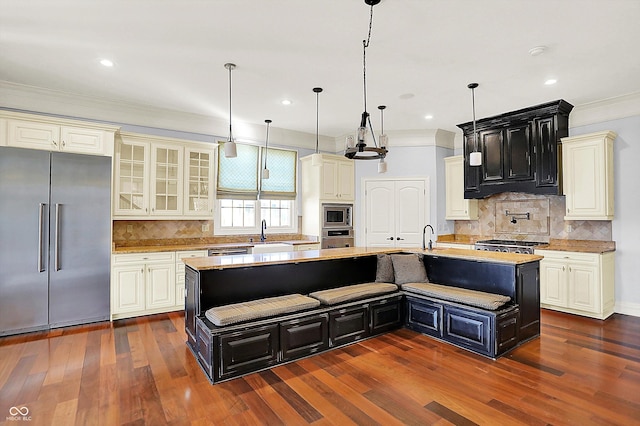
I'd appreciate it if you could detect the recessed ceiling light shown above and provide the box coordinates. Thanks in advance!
[529,46,547,56]
[281,99,292,105]
[99,59,114,67]
[424,115,434,120]
[545,79,557,85]
[399,93,415,100]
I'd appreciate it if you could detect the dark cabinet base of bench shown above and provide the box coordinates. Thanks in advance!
[405,295,521,358]
[195,295,403,383]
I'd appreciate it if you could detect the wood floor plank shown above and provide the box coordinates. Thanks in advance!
[1,310,640,425]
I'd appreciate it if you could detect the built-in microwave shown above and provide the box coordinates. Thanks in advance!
[322,203,353,228]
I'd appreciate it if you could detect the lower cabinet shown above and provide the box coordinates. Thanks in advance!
[537,249,615,319]
[329,305,369,347]
[280,314,329,361]
[195,297,403,383]
[218,324,280,381]
[111,252,176,319]
[405,296,520,358]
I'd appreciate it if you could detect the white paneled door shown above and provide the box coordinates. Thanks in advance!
[364,179,427,247]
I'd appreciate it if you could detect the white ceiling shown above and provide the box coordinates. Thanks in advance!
[1,0,639,138]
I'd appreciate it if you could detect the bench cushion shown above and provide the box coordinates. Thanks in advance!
[309,282,399,305]
[205,294,321,326]
[401,282,511,310]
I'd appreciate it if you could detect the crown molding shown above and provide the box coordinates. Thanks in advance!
[0,80,334,152]
[570,91,640,129]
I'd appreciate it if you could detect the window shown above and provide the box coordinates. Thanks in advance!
[215,142,297,234]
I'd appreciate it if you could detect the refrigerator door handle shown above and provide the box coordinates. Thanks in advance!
[54,203,61,271]
[38,202,46,272]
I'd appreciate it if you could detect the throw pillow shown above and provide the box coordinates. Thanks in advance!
[391,253,429,285]
[375,254,395,283]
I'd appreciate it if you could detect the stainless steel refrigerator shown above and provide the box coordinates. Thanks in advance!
[0,146,111,336]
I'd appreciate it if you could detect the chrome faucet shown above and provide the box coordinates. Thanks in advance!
[422,225,434,251]
[260,219,267,242]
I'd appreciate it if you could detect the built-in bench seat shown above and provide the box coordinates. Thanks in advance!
[401,282,511,311]
[186,251,541,383]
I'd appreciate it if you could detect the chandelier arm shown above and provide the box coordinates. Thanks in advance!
[367,115,378,147]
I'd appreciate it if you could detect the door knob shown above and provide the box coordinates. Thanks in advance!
[396,237,405,240]
[386,237,395,240]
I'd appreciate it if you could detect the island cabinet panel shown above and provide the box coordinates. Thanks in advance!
[370,297,403,335]
[217,324,279,381]
[496,308,520,354]
[329,305,369,347]
[405,297,442,338]
[443,305,492,356]
[280,314,329,362]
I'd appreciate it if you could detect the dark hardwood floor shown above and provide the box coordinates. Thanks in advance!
[1,309,639,425]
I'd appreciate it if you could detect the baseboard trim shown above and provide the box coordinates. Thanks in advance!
[615,301,640,318]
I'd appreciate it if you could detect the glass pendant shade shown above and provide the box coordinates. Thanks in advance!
[262,168,270,179]
[469,151,482,166]
[224,141,237,158]
[345,135,356,149]
[379,133,388,148]
[377,158,387,174]
[311,153,322,167]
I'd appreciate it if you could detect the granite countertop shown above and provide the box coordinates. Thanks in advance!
[436,234,615,254]
[183,246,542,271]
[113,239,320,254]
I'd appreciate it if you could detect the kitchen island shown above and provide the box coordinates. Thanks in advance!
[184,247,542,382]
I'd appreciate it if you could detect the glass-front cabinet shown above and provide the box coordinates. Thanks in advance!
[113,132,216,219]
[150,144,183,216]
[184,147,214,216]
[114,138,150,216]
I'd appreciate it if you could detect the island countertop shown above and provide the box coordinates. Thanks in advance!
[183,246,543,271]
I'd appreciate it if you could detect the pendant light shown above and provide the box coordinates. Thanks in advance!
[262,119,271,179]
[468,83,481,166]
[223,63,237,158]
[311,87,323,167]
[344,0,388,162]
[377,105,388,173]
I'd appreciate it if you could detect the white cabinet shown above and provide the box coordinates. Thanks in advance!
[113,132,216,219]
[150,143,183,216]
[114,137,150,216]
[111,252,176,319]
[536,249,615,319]
[302,154,355,202]
[1,111,117,156]
[364,179,426,248]
[184,147,215,216]
[562,131,615,220]
[444,156,478,220]
[175,250,207,309]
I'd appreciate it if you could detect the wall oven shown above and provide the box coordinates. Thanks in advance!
[322,203,352,228]
[321,228,354,249]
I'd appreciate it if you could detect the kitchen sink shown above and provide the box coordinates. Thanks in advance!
[250,243,294,254]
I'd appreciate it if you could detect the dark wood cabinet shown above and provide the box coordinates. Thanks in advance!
[280,314,329,362]
[185,266,199,351]
[218,324,279,381]
[369,297,403,335]
[459,99,573,199]
[329,305,369,347]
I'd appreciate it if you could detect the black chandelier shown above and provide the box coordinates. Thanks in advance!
[345,0,388,168]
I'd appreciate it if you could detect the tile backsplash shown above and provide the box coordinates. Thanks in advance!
[454,192,612,242]
[113,218,309,246]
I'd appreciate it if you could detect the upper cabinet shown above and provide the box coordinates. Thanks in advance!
[458,100,573,199]
[114,132,215,219]
[0,111,118,156]
[444,156,478,220]
[302,154,355,202]
[562,131,615,221]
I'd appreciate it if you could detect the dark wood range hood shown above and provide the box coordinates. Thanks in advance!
[457,100,574,199]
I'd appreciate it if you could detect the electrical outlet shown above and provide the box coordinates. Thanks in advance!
[567,224,572,233]
[202,224,210,232]
[126,225,133,233]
